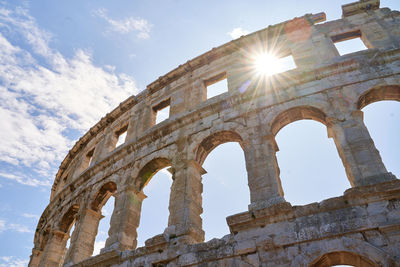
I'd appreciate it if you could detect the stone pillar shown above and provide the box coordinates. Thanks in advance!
[310,32,339,61]
[92,134,110,164]
[63,209,103,265]
[102,187,146,252]
[243,133,286,210]
[139,104,156,134]
[38,230,69,267]
[226,53,253,94]
[327,110,396,187]
[125,103,154,141]
[360,21,393,49]
[28,248,42,267]
[167,159,205,244]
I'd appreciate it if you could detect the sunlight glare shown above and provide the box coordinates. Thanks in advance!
[254,53,281,76]
[253,52,296,76]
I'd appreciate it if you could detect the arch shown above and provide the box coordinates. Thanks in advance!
[36,226,50,251]
[357,85,400,110]
[303,236,395,267]
[309,251,378,267]
[136,157,171,190]
[193,130,249,240]
[271,106,327,136]
[272,105,349,204]
[201,141,249,240]
[357,84,400,180]
[91,181,117,212]
[274,119,349,204]
[59,204,79,233]
[195,130,243,165]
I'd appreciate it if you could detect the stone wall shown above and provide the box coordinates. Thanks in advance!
[29,0,400,266]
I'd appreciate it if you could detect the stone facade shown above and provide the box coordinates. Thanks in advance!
[29,1,400,266]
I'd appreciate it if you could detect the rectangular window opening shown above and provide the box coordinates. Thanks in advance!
[332,31,368,56]
[86,148,95,168]
[115,126,128,148]
[205,72,228,99]
[153,99,170,124]
[275,55,296,74]
[62,173,69,183]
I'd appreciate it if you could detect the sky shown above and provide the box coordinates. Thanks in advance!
[0,0,399,266]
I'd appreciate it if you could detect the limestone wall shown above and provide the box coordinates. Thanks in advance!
[29,1,400,266]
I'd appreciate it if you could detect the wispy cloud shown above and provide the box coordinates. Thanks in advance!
[0,256,29,267]
[0,172,50,187]
[0,219,32,233]
[0,4,139,186]
[0,220,5,233]
[92,8,152,39]
[228,27,249,39]
[22,213,40,220]
[8,223,32,233]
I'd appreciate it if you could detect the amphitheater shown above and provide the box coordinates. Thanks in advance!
[29,0,400,266]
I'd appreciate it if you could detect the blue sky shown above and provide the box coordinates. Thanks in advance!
[0,1,399,266]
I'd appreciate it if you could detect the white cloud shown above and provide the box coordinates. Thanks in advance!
[0,219,32,234]
[0,172,50,187]
[0,219,5,233]
[0,5,140,186]
[102,205,112,217]
[93,8,152,39]
[93,240,105,255]
[0,256,29,267]
[228,27,249,39]
[22,213,39,220]
[0,6,53,59]
[8,223,32,233]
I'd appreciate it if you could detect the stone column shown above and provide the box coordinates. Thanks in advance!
[167,159,205,244]
[28,248,42,267]
[243,133,286,210]
[327,110,396,187]
[63,209,103,265]
[38,230,69,267]
[360,21,393,49]
[102,187,146,252]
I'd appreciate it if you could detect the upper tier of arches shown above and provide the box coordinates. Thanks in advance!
[49,6,400,201]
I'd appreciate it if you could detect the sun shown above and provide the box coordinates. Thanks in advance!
[254,53,281,76]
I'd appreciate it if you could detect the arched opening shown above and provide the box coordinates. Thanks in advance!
[91,182,117,255]
[358,86,400,179]
[34,225,50,252]
[310,251,378,267]
[60,204,79,261]
[272,107,350,205]
[196,131,243,165]
[202,143,249,241]
[135,158,172,247]
[196,131,249,241]
[271,106,326,136]
[92,197,114,255]
[59,205,79,234]
[65,224,75,255]
[357,85,400,110]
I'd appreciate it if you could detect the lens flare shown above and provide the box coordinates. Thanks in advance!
[254,53,281,76]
